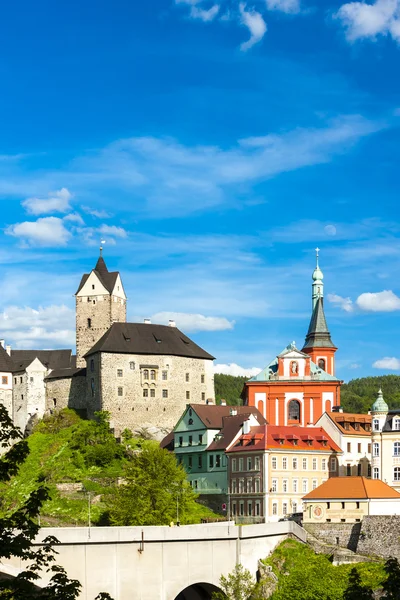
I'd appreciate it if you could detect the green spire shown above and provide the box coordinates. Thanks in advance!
[371,388,388,413]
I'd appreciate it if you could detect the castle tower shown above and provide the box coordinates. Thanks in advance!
[302,249,337,376]
[75,250,126,367]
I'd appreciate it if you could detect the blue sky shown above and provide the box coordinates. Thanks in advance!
[1,0,400,382]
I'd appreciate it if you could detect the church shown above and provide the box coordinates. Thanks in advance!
[1,252,215,437]
[245,250,342,426]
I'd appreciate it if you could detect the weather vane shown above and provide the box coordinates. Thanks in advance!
[100,239,106,256]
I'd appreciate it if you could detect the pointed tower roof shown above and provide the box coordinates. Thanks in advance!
[371,388,389,413]
[303,297,336,349]
[75,252,120,295]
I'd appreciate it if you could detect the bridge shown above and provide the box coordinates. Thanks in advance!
[1,521,306,599]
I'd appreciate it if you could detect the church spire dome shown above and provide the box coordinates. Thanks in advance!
[312,247,324,309]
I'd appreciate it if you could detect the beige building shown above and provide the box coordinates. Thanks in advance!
[227,424,342,522]
[370,389,400,491]
[315,410,371,478]
[303,476,400,523]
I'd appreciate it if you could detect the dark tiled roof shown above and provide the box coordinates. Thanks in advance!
[75,256,120,295]
[302,297,336,350]
[84,323,215,360]
[11,349,73,372]
[0,346,15,373]
[160,431,175,451]
[45,367,86,381]
[207,412,266,451]
[190,404,265,430]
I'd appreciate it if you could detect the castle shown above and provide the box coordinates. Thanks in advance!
[0,252,215,436]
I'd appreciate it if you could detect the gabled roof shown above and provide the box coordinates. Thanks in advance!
[11,349,74,372]
[207,412,266,451]
[302,297,336,350]
[0,345,15,373]
[303,476,400,500]
[324,412,372,436]
[187,404,265,430]
[45,367,86,381]
[84,323,215,360]
[227,425,341,453]
[75,256,120,295]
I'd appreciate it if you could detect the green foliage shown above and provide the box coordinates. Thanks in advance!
[265,539,385,600]
[381,557,400,599]
[0,404,113,599]
[104,442,210,526]
[212,564,260,600]
[214,374,247,406]
[344,568,374,600]
[341,375,400,414]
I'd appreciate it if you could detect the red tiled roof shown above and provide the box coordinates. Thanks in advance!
[303,476,400,500]
[227,425,341,453]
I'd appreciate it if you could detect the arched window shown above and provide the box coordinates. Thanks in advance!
[288,400,301,422]
[373,419,380,432]
[394,467,400,482]
[394,442,400,457]
[318,358,326,370]
[150,369,156,380]
[143,369,149,380]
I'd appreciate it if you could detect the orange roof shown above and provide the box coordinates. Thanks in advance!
[327,412,371,436]
[226,425,342,454]
[303,477,400,500]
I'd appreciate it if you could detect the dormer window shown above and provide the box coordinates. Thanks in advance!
[344,422,350,430]
[394,419,400,431]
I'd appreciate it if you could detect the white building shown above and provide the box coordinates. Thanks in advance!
[371,389,400,492]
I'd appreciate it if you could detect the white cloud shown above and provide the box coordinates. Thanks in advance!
[373,356,400,370]
[6,217,72,247]
[214,363,262,377]
[64,213,85,225]
[239,3,267,50]
[335,0,400,43]
[190,4,220,20]
[356,290,400,312]
[327,293,354,312]
[22,187,72,215]
[98,224,128,238]
[266,0,300,13]
[82,206,112,219]
[148,311,235,332]
[0,305,75,349]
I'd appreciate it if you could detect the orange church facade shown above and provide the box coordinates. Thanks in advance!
[245,251,342,427]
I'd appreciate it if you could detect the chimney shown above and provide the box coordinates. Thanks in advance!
[0,340,4,348]
[168,320,176,327]
[220,399,226,406]
[144,319,151,324]
[230,408,237,416]
[243,420,251,435]
[6,345,11,356]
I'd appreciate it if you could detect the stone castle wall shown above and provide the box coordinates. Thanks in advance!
[87,352,215,436]
[45,375,87,414]
[304,522,362,552]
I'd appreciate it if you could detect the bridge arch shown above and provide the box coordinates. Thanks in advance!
[174,582,222,600]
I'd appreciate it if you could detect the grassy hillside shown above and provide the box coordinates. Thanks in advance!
[214,373,247,406]
[341,374,400,414]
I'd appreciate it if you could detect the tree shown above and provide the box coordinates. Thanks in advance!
[211,564,260,600]
[382,557,400,599]
[0,404,112,599]
[344,568,374,600]
[104,442,198,526]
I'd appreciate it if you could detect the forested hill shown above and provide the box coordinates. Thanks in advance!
[214,373,400,414]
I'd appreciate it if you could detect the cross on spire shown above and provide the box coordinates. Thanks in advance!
[315,247,320,267]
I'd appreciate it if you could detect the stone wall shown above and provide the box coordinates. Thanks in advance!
[357,515,400,559]
[88,352,215,436]
[45,374,87,414]
[304,522,362,552]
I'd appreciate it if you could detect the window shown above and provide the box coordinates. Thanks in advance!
[188,436,192,446]
[14,378,16,384]
[87,318,92,328]
[161,370,167,381]
[271,479,278,492]
[292,501,298,513]
[240,502,244,516]
[373,442,380,457]
[143,369,149,380]
[231,479,237,494]
[198,456,202,469]
[30,377,34,383]
[216,455,221,467]
[312,479,318,490]
[199,434,203,445]
[293,458,298,470]
[368,443,371,453]
[239,458,244,471]
[322,459,326,471]
[282,503,288,516]
[272,457,277,469]
[302,458,307,470]
[255,478,260,493]
[247,479,252,493]
[247,457,252,471]
[201,392,205,401]
[247,501,253,516]
[272,503,278,515]
[20,377,23,384]
[358,443,361,453]
[302,479,308,493]
[53,398,57,408]
[282,457,287,470]
[312,458,317,470]
[91,378,95,397]
[118,387,123,397]
[394,467,400,482]
[160,389,167,399]
[201,374,205,383]
[368,464,371,477]
[318,358,326,370]
[117,369,123,377]
[394,442,400,457]
[130,361,135,370]
[373,467,379,479]
[185,373,190,382]
[150,370,156,380]
[394,419,400,431]
[90,360,94,372]
[150,389,155,398]
[209,455,214,468]
[239,479,244,493]
[186,391,190,400]
[293,479,298,493]
[255,456,260,471]
[255,502,261,516]
[188,456,192,469]
[357,464,362,476]
[232,458,237,472]
[373,419,380,432]
[282,479,288,493]
[347,442,351,452]
[330,458,336,471]
[92,284,95,290]
[143,389,148,397]
[346,465,351,476]
[179,436,183,447]
[1,376,7,385]
[288,399,301,422]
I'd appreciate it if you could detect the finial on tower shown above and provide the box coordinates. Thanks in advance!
[100,239,105,257]
[315,247,320,267]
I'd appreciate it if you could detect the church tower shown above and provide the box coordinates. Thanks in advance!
[302,249,337,376]
[75,250,126,367]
